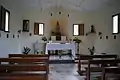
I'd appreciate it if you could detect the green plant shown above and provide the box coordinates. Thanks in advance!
[88,46,95,55]
[40,51,44,54]
[23,47,31,54]
[73,37,81,54]
[73,37,82,43]
[42,36,47,41]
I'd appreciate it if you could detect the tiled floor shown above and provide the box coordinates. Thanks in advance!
[49,64,86,80]
[48,63,119,80]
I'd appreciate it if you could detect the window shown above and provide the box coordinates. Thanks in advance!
[73,24,79,36]
[39,23,44,35]
[73,24,84,36]
[0,6,10,32]
[5,11,9,32]
[112,14,120,34]
[34,23,44,35]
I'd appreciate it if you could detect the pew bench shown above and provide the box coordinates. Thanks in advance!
[0,64,48,80]
[9,54,49,59]
[8,54,50,73]
[86,59,120,80]
[0,76,47,80]
[0,58,49,80]
[78,54,118,75]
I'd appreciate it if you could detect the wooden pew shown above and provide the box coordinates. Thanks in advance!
[0,65,48,80]
[9,54,49,73]
[0,57,49,63]
[102,67,120,80]
[78,54,117,75]
[0,76,46,80]
[86,59,120,80]
[0,58,49,80]
[9,54,49,59]
[0,58,49,73]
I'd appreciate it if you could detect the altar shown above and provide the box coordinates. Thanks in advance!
[45,42,76,57]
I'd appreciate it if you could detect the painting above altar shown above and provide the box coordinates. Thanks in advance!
[50,21,63,41]
[49,17,69,41]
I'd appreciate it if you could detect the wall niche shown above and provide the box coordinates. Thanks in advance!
[114,35,116,39]
[17,35,19,38]
[100,36,102,39]
[13,34,15,38]
[106,36,108,39]
[7,34,9,38]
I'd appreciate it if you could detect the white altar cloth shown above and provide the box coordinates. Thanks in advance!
[45,43,76,57]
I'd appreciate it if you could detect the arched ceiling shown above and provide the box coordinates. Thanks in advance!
[0,0,120,11]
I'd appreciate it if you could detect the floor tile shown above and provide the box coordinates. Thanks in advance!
[49,64,86,80]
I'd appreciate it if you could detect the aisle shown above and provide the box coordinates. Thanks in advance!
[49,64,85,80]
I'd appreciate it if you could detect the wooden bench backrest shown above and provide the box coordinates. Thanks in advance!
[0,58,49,80]
[0,64,47,72]
[79,54,117,60]
[89,59,120,65]
[86,59,120,80]
[0,58,49,63]
[9,54,49,58]
[78,54,118,74]
[0,76,47,80]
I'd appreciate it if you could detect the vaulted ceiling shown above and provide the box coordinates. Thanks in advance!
[1,0,120,11]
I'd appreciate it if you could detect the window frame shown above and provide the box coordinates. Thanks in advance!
[112,13,120,34]
[34,23,44,36]
[0,6,10,33]
[73,24,79,36]
[4,9,10,32]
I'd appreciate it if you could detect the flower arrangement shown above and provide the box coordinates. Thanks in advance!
[42,36,47,41]
[73,37,81,54]
[73,37,82,43]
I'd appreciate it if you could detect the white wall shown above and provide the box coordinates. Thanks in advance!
[0,0,120,57]
[0,1,23,57]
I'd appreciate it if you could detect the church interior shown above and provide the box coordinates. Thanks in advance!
[0,0,120,80]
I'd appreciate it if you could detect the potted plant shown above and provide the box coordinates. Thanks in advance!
[88,46,95,55]
[37,51,44,54]
[73,37,82,43]
[23,47,31,54]
[42,36,47,41]
[73,37,82,55]
[41,36,47,53]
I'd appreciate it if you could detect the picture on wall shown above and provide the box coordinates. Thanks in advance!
[23,20,29,32]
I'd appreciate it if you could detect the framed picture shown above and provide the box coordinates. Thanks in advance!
[23,20,29,32]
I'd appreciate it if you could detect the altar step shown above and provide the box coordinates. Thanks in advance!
[49,60,75,64]
[49,55,74,60]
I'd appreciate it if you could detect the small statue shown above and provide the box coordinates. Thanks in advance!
[88,46,95,55]
[91,25,96,33]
